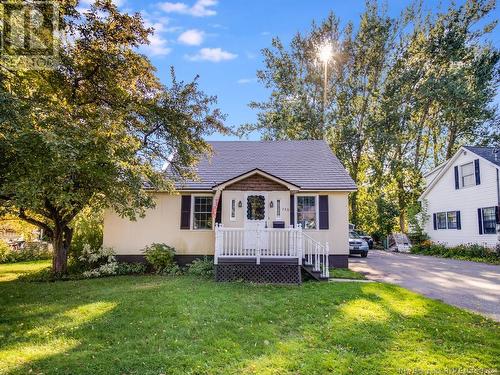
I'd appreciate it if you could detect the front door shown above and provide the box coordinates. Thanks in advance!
[244,193,267,251]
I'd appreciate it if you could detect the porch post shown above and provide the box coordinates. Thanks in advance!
[297,226,303,265]
[325,242,330,278]
[214,223,220,265]
[256,229,261,265]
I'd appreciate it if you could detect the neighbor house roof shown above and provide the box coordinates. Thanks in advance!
[419,145,500,200]
[463,146,500,168]
[172,140,356,191]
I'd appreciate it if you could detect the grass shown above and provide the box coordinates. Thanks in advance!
[329,268,366,280]
[0,261,499,375]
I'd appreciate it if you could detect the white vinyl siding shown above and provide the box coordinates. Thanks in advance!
[423,149,498,248]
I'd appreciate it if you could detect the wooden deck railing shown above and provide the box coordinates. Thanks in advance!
[214,224,329,278]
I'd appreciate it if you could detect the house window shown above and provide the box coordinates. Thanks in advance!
[447,211,458,229]
[482,207,496,234]
[276,199,281,218]
[460,162,475,188]
[436,212,447,229]
[193,196,213,230]
[230,199,236,221]
[297,196,316,229]
[247,195,265,220]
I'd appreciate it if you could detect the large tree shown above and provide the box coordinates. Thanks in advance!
[241,0,499,235]
[0,0,227,274]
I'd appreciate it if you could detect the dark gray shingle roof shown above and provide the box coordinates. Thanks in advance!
[174,140,356,191]
[463,146,500,168]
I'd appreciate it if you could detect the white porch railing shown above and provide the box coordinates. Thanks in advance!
[214,224,329,279]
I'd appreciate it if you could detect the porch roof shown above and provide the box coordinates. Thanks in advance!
[171,140,357,191]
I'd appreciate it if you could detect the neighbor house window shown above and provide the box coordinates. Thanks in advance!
[460,162,475,188]
[193,196,213,230]
[297,196,317,229]
[230,199,236,221]
[482,207,496,234]
[447,211,458,229]
[276,199,281,219]
[436,212,447,229]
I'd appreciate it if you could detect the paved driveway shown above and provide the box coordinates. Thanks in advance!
[349,250,500,321]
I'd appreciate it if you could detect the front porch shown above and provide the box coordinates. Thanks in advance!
[214,224,330,283]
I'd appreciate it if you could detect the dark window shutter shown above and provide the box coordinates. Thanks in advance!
[290,195,295,227]
[456,211,461,230]
[215,196,222,224]
[454,166,459,189]
[433,213,437,230]
[496,206,500,225]
[319,195,329,230]
[180,195,191,230]
[474,159,480,185]
[477,208,483,235]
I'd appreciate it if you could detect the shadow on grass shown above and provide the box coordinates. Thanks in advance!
[0,275,498,375]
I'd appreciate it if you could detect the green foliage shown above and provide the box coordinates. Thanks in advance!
[70,207,103,259]
[411,241,499,264]
[329,268,366,280]
[0,242,52,264]
[242,0,499,234]
[1,262,499,374]
[186,257,214,278]
[116,262,147,275]
[78,245,118,278]
[143,243,176,273]
[0,1,227,274]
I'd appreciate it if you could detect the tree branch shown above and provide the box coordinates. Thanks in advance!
[18,208,54,238]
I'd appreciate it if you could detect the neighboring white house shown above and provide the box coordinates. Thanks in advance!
[419,146,500,248]
[103,140,357,283]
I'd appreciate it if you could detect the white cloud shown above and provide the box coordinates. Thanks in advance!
[260,31,271,36]
[237,78,257,84]
[178,29,204,46]
[143,33,172,56]
[159,0,217,17]
[140,14,172,56]
[186,47,237,62]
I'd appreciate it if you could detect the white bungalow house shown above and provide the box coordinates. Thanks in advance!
[103,140,357,283]
[419,146,500,248]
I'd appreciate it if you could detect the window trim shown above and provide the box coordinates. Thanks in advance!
[191,194,214,231]
[230,199,236,221]
[446,211,458,229]
[460,161,475,189]
[276,199,281,220]
[295,194,319,230]
[435,210,460,230]
[436,212,447,230]
[481,207,497,235]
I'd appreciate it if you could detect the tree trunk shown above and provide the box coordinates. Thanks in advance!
[51,224,73,275]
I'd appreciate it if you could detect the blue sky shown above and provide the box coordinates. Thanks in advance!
[90,0,499,140]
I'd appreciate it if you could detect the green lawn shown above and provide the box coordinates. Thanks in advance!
[329,268,366,280]
[0,261,499,375]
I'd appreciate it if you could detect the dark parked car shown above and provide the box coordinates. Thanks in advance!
[354,230,374,249]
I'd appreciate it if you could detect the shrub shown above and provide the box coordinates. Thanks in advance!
[0,240,12,263]
[186,257,214,278]
[78,244,118,278]
[70,207,103,259]
[143,243,176,273]
[162,264,184,276]
[411,241,499,264]
[0,241,52,263]
[116,262,147,275]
